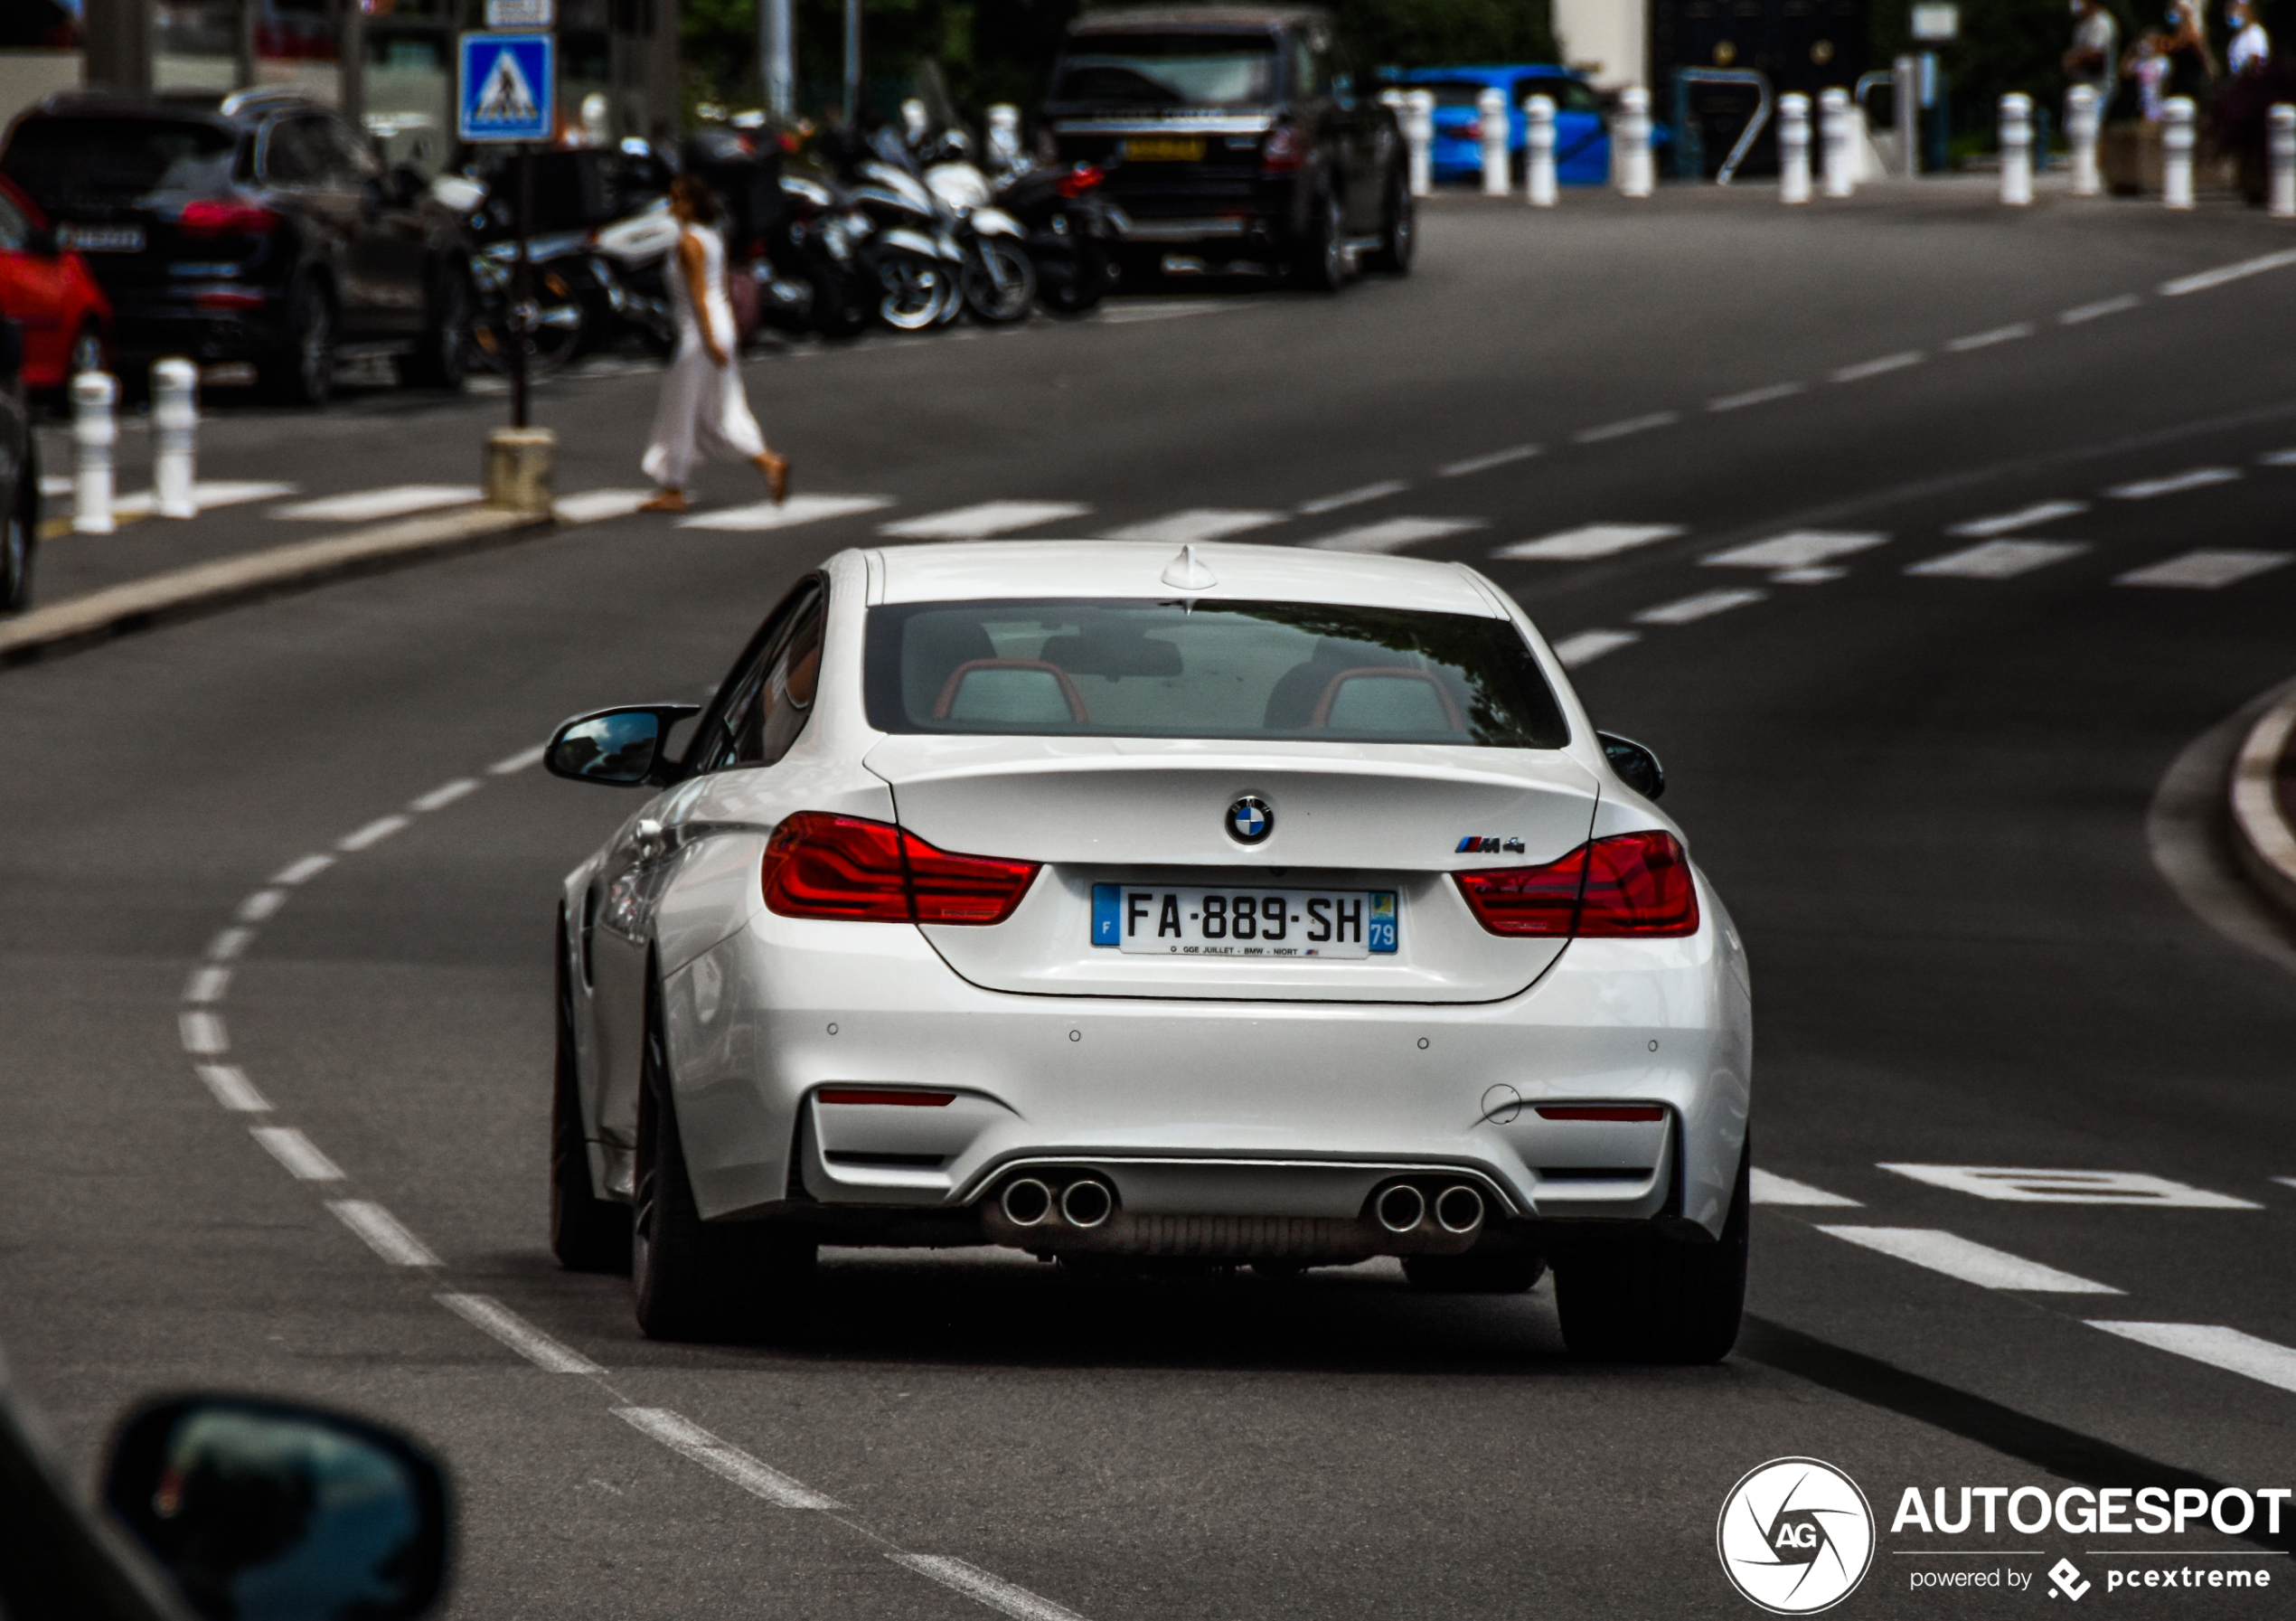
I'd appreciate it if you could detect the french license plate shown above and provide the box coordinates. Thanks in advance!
[1123,137,1205,162]
[59,223,144,253]
[1092,884,1397,957]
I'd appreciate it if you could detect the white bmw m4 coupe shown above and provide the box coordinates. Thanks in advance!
[543,540,1753,1361]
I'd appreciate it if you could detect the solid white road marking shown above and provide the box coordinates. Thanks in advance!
[676,495,895,532]
[1573,411,1679,443]
[2060,294,2142,325]
[487,744,546,776]
[237,890,287,921]
[327,1200,442,1267]
[1632,588,1767,625]
[1946,324,2036,352]
[1816,1227,2122,1293]
[271,854,334,886]
[1307,516,1483,554]
[2107,467,2241,499]
[2159,247,2296,297]
[880,500,1087,540]
[1947,500,2089,537]
[1439,445,1541,476]
[113,481,300,518]
[1491,523,1685,562]
[179,1012,227,1054]
[195,1064,270,1112]
[2116,550,2293,589]
[614,1408,841,1506]
[1296,480,1407,514]
[338,815,410,853]
[1831,352,1924,382]
[1098,509,1282,544]
[1751,1169,1861,1207]
[1704,531,1887,570]
[554,488,654,523]
[1771,566,1845,584]
[272,485,481,522]
[183,966,231,1004]
[1906,540,2087,580]
[890,1555,1090,1621]
[1551,630,1640,668]
[1878,1164,2262,1208]
[250,1126,344,1182]
[2087,1322,2296,1394]
[204,928,254,961]
[1708,382,1806,412]
[1094,299,1235,325]
[2260,449,2296,467]
[2276,1177,2296,1191]
[410,778,481,813]
[440,1294,606,1374]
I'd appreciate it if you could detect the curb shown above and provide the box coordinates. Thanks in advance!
[2227,689,2296,919]
[1,503,560,668]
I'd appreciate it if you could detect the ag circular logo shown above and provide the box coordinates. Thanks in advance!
[1716,1457,1875,1615]
[1227,796,1273,844]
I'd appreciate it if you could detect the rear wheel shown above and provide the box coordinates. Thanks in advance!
[0,486,33,615]
[264,278,336,406]
[550,920,629,1274]
[1553,1148,1748,1363]
[1366,166,1415,275]
[405,262,471,391]
[1293,186,1349,293]
[876,258,946,331]
[961,237,1037,323]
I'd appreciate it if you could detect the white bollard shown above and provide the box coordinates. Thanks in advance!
[1821,88,1854,196]
[1615,86,1654,197]
[152,357,198,519]
[1779,93,1811,203]
[72,369,115,536]
[1404,90,1434,197]
[1999,93,2033,205]
[2066,85,2101,196]
[1525,94,1558,206]
[2163,96,2196,209]
[1478,86,1510,196]
[2268,103,2294,218]
[986,104,1021,172]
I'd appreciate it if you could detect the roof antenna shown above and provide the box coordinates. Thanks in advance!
[1161,544,1217,590]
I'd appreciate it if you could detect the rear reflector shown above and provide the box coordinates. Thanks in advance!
[817,1089,956,1107]
[1536,1105,1667,1122]
[761,812,1039,925]
[1454,830,1698,938]
[179,198,280,235]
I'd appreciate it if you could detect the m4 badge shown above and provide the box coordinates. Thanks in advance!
[1454,835,1527,854]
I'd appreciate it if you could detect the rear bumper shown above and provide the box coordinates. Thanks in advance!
[108,297,288,365]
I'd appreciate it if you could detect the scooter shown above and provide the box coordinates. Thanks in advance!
[918,131,1037,325]
[994,161,1122,316]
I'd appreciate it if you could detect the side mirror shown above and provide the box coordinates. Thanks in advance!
[544,704,701,787]
[103,1395,450,1621]
[1598,731,1665,800]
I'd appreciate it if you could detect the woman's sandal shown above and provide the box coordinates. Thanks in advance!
[637,490,689,514]
[762,453,790,506]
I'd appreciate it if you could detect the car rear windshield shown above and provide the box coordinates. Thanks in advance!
[1049,33,1277,107]
[865,598,1569,748]
[3,118,241,211]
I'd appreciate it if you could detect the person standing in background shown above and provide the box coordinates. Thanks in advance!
[2066,0,2122,116]
[2226,0,2271,73]
[639,176,790,515]
[2161,0,2220,103]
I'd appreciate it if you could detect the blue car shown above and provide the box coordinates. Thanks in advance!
[1388,64,1614,186]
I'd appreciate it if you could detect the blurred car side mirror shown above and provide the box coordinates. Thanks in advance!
[1598,731,1665,800]
[102,1395,450,1621]
[545,704,701,787]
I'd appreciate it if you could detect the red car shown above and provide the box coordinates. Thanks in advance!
[0,172,108,391]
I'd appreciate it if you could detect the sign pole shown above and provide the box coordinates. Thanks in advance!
[459,24,556,513]
[513,143,532,430]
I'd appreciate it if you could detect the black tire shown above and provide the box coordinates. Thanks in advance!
[405,262,471,391]
[1366,167,1416,276]
[263,278,336,406]
[1403,1249,1545,1293]
[1554,1147,1749,1363]
[1036,247,1108,316]
[631,984,814,1341]
[0,473,33,615]
[808,269,870,339]
[1293,186,1349,293]
[961,237,1038,323]
[551,919,629,1274]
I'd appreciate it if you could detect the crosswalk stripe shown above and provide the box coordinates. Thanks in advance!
[114,480,298,517]
[556,487,654,523]
[2115,550,2293,589]
[1947,500,2088,537]
[1306,516,1482,554]
[1492,523,1684,562]
[1551,629,1638,668]
[1750,1169,1861,1207]
[2087,1322,2296,1393]
[1704,531,1887,570]
[676,494,894,532]
[880,500,1087,540]
[1633,588,1765,625]
[1906,540,2087,580]
[2107,467,2240,500]
[1098,508,1283,544]
[272,484,481,522]
[1816,1226,2122,1293]
[1439,445,1541,476]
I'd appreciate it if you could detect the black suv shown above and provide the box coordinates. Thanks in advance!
[0,89,474,403]
[1042,5,1411,289]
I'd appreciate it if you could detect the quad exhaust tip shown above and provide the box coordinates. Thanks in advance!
[1002,1177,1053,1227]
[1375,1183,1426,1234]
[1435,1184,1485,1235]
[1059,1178,1114,1230]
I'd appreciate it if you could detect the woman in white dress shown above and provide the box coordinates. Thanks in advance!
[639,176,789,514]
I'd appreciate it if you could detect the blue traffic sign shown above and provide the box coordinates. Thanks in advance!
[458,33,554,143]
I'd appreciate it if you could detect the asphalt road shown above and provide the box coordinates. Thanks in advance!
[7,179,2296,1619]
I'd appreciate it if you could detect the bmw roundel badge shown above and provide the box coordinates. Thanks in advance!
[1228,796,1273,844]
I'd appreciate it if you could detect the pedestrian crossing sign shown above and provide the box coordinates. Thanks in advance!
[458,33,553,143]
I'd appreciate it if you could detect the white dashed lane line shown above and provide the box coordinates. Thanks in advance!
[1096,508,1282,544]
[1296,480,1407,515]
[273,485,482,523]
[890,1555,1091,1621]
[179,1011,227,1054]
[2116,551,2293,589]
[1946,323,2036,352]
[1550,629,1640,668]
[1573,411,1679,444]
[2107,467,2241,500]
[880,500,1088,541]
[676,495,894,533]
[1877,1164,2262,1208]
[328,1200,443,1267]
[237,890,287,922]
[2160,247,2296,297]
[337,815,410,853]
[1831,351,1924,382]
[1816,1227,2124,1294]
[195,1063,270,1112]
[2060,294,2142,325]
[1947,500,2089,537]
[250,1126,345,1183]
[2087,1324,2296,1396]
[1307,516,1483,554]
[1491,523,1684,562]
[410,778,481,813]
[205,927,254,960]
[272,853,335,885]
[182,966,231,1004]
[1750,1169,1862,1207]
[1632,587,1767,626]
[1708,382,1806,412]
[438,1293,607,1374]
[1905,540,2088,580]
[615,1409,842,1509]
[1438,445,1541,476]
[1703,531,1887,571]
[488,744,546,776]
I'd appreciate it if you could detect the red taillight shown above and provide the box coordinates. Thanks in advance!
[1536,1104,1667,1122]
[1454,831,1698,938]
[1055,163,1103,197]
[760,812,1039,926]
[193,288,265,308]
[179,198,280,236]
[1261,124,1304,174]
[817,1089,956,1106]
[1461,120,1483,141]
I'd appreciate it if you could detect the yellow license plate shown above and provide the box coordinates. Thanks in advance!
[1124,137,1205,162]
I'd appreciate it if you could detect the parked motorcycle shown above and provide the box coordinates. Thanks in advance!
[993,161,1122,316]
[919,132,1038,325]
